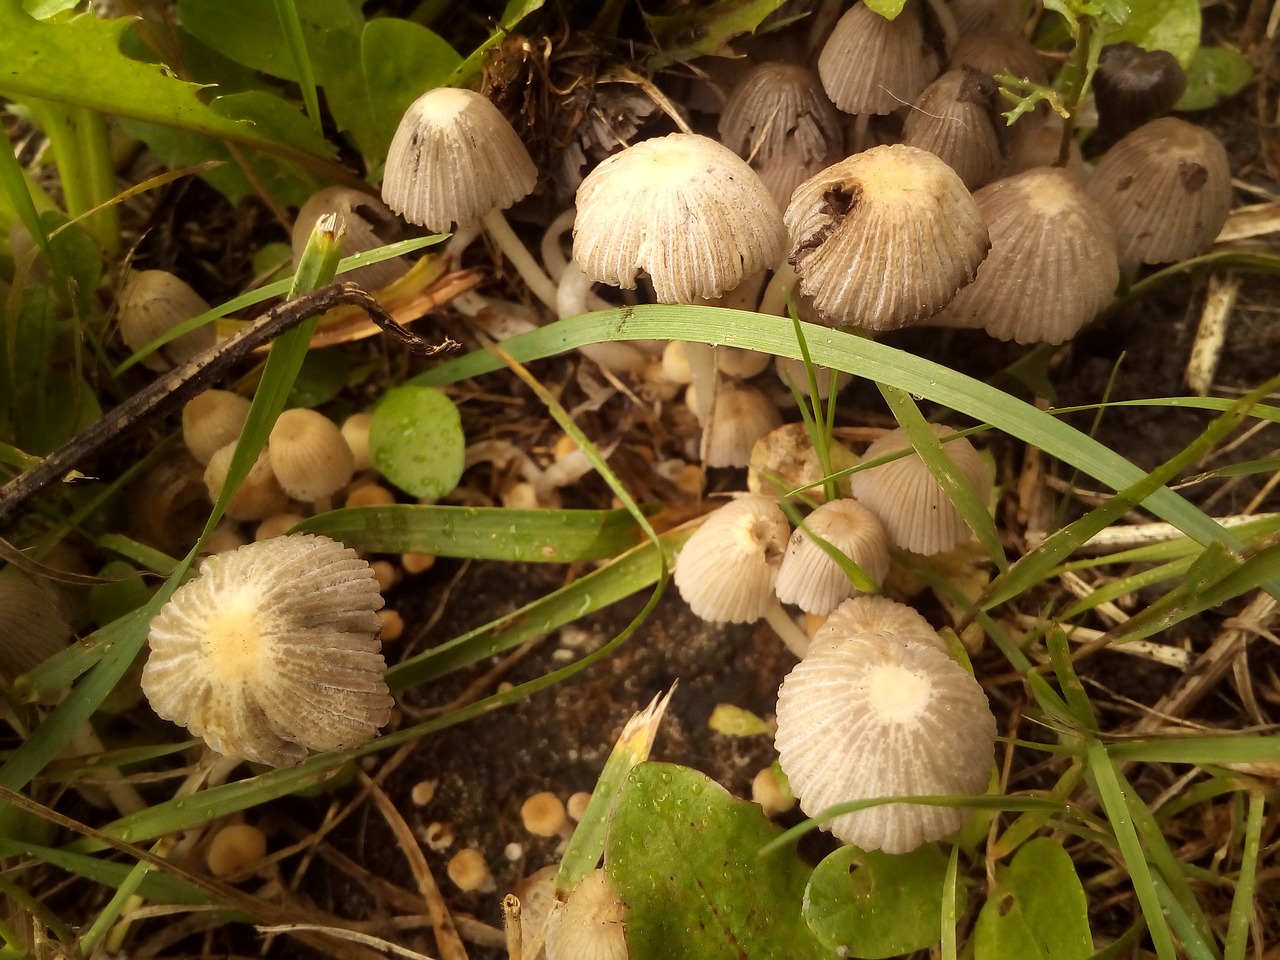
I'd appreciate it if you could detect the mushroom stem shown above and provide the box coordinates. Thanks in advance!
[758,262,800,318]
[763,600,811,659]
[684,340,718,426]
[443,221,482,263]
[923,0,959,53]
[556,262,612,319]
[540,207,576,283]
[481,207,560,312]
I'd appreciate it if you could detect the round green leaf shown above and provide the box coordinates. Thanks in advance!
[802,844,950,958]
[368,384,464,499]
[974,837,1093,960]
[1177,45,1255,111]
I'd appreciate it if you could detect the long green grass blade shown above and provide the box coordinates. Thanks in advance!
[1224,792,1264,960]
[272,0,322,132]
[1106,734,1280,765]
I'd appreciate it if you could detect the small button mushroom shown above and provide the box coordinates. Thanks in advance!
[183,390,252,466]
[701,381,783,469]
[206,822,268,879]
[203,443,292,522]
[293,186,407,290]
[1093,42,1187,140]
[521,791,568,837]
[117,270,215,371]
[673,495,790,624]
[141,533,392,767]
[266,408,355,504]
[774,596,995,853]
[774,498,891,614]
[447,847,495,893]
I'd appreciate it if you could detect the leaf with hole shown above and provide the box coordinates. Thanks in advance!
[974,837,1093,960]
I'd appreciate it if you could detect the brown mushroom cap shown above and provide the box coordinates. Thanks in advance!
[1093,42,1187,139]
[294,186,407,289]
[774,498,891,614]
[117,270,215,372]
[1085,117,1232,272]
[947,29,1049,85]
[141,533,391,767]
[382,87,537,232]
[267,408,356,503]
[818,0,939,116]
[0,568,72,681]
[901,69,1005,191]
[930,167,1119,343]
[774,601,995,853]
[183,390,252,466]
[785,145,990,330]
[674,495,790,623]
[573,133,786,303]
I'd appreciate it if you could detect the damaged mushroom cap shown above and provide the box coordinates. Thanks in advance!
[848,424,991,555]
[901,69,1005,191]
[930,167,1119,343]
[544,869,628,960]
[573,133,787,304]
[294,186,407,289]
[1085,117,1232,272]
[774,498,891,614]
[674,495,790,623]
[117,270,215,372]
[785,145,990,330]
[141,533,391,767]
[382,87,537,232]
[817,0,940,116]
[774,600,995,853]
[718,62,843,210]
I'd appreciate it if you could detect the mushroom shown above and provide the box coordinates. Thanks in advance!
[141,533,392,767]
[381,87,558,310]
[206,822,268,880]
[0,568,72,681]
[848,424,991,555]
[448,848,496,893]
[266,408,356,504]
[774,596,995,853]
[773,498,891,614]
[521,791,569,838]
[784,145,990,331]
[203,443,292,522]
[947,29,1049,86]
[901,69,1005,191]
[293,186,408,290]
[183,390,252,466]
[1093,42,1187,140]
[673,495,790,624]
[700,381,783,469]
[117,270,215,372]
[543,869,628,960]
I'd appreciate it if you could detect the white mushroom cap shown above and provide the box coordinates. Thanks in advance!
[817,0,940,116]
[382,87,537,232]
[141,534,392,767]
[544,869,628,960]
[701,381,783,469]
[785,145,990,331]
[774,498,890,614]
[294,186,407,289]
[267,408,356,503]
[573,133,787,303]
[775,600,995,853]
[183,390,252,465]
[674,495,790,623]
[819,595,947,653]
[848,424,991,555]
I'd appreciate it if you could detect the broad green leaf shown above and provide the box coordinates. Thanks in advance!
[368,384,464,499]
[1177,45,1255,111]
[1104,0,1201,66]
[293,504,645,561]
[211,90,336,161]
[606,762,828,960]
[974,838,1092,960]
[13,370,102,456]
[644,0,790,65]
[803,844,950,958]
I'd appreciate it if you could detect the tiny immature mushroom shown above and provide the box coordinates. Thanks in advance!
[141,533,392,767]
[1093,42,1187,139]
[183,390,252,466]
[206,822,268,879]
[448,847,496,893]
[700,381,784,469]
[521,791,569,837]
[818,0,939,118]
[674,495,790,624]
[267,408,355,504]
[117,269,215,372]
[203,443,292,522]
[774,596,995,853]
[773,498,891,614]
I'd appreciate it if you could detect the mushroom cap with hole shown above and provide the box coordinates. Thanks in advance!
[674,495,790,623]
[848,424,991,555]
[785,144,990,330]
[267,408,355,503]
[718,62,842,210]
[382,87,537,232]
[774,498,890,614]
[930,167,1119,343]
[141,533,391,767]
[572,133,786,304]
[817,0,939,116]
[1085,117,1231,272]
[294,186,407,289]
[544,869,628,960]
[774,599,995,853]
[117,270,215,372]
[901,69,1005,191]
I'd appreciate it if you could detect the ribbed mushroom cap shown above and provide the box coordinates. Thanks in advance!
[267,408,355,503]
[930,167,1119,343]
[785,145,990,330]
[818,0,939,116]
[818,595,946,653]
[142,534,391,767]
[572,133,787,304]
[701,381,784,468]
[902,69,1004,191]
[774,499,890,614]
[1086,117,1232,272]
[382,87,537,232]
[1094,42,1187,139]
[117,270,215,372]
[674,495,790,623]
[848,424,991,555]
[0,568,72,680]
[294,186,407,289]
[544,869,628,960]
[718,62,842,210]
[183,390,252,465]
[947,30,1049,85]
[774,616,995,853]
[204,444,292,522]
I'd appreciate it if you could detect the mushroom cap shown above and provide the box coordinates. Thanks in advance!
[203,443,292,522]
[775,601,995,853]
[294,186,407,289]
[930,167,1119,343]
[701,381,784,468]
[382,87,537,232]
[1093,42,1187,138]
[141,533,391,767]
[774,498,891,614]
[848,424,991,555]
[817,0,939,116]
[0,568,72,681]
[544,869,628,960]
[183,390,252,466]
[901,69,1005,191]
[117,270,215,372]
[947,29,1049,85]
[718,62,842,210]
[572,133,787,303]
[267,408,356,503]
[674,495,790,623]
[1085,117,1232,271]
[817,594,947,653]
[785,145,990,330]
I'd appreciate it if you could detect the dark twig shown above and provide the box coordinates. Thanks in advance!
[0,282,457,529]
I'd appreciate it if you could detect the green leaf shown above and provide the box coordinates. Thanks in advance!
[974,838,1092,960]
[1103,0,1201,66]
[863,0,908,18]
[285,348,365,409]
[1176,45,1255,111]
[606,762,828,960]
[803,844,950,958]
[644,0,790,65]
[368,384,464,499]
[293,504,646,561]
[211,90,336,161]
